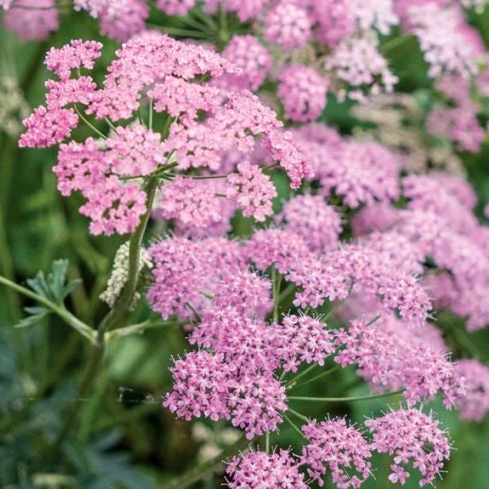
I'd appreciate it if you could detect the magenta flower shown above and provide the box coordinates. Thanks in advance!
[366,408,451,486]
[300,417,372,488]
[226,449,308,489]
[278,65,329,123]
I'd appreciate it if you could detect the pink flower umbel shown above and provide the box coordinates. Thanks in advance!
[264,0,312,50]
[334,316,465,408]
[19,33,311,235]
[217,35,272,91]
[277,195,342,252]
[226,449,308,489]
[278,65,329,123]
[225,161,277,221]
[454,360,489,421]
[366,408,451,486]
[4,0,59,40]
[300,417,372,488]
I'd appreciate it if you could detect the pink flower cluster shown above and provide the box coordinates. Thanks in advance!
[278,65,329,123]
[217,35,272,92]
[19,34,312,235]
[325,37,398,102]
[226,449,307,489]
[3,0,59,41]
[163,290,337,437]
[454,360,489,421]
[398,0,485,79]
[426,73,486,153]
[147,236,244,320]
[352,173,489,332]
[366,408,452,486]
[245,232,431,327]
[334,316,464,408]
[292,126,400,208]
[276,195,342,252]
[225,406,453,489]
[300,417,372,488]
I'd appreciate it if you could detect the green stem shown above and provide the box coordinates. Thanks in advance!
[291,365,340,390]
[148,99,153,130]
[105,319,187,341]
[161,434,250,489]
[148,24,210,39]
[98,177,159,333]
[283,413,306,439]
[272,269,281,322]
[286,364,318,389]
[0,197,21,322]
[73,105,106,139]
[0,275,96,344]
[289,390,404,403]
[287,408,309,423]
[52,176,159,452]
[265,432,270,454]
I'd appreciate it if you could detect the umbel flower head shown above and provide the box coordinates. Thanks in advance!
[366,408,452,486]
[19,34,312,235]
[226,449,308,489]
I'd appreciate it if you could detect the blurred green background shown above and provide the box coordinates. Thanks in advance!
[0,6,488,489]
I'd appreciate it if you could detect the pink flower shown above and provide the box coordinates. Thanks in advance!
[366,408,451,487]
[163,351,233,421]
[264,1,312,50]
[278,65,329,123]
[454,360,489,421]
[225,161,277,222]
[352,202,401,236]
[54,138,110,196]
[19,106,78,148]
[400,2,484,78]
[221,0,269,22]
[45,39,103,80]
[334,316,464,408]
[157,176,225,228]
[286,244,432,327]
[105,124,166,177]
[388,464,409,484]
[245,228,311,274]
[263,130,314,189]
[312,0,355,48]
[4,0,58,41]
[226,450,308,489]
[352,0,398,34]
[427,106,485,153]
[277,194,342,252]
[403,174,479,234]
[300,417,372,488]
[155,0,195,16]
[274,315,335,373]
[318,141,400,208]
[87,32,237,121]
[45,77,98,110]
[79,176,147,235]
[148,76,221,122]
[326,37,397,101]
[147,237,245,319]
[218,35,272,91]
[163,345,287,438]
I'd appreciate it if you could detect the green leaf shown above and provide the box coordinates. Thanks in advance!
[25,259,81,305]
[15,306,49,329]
